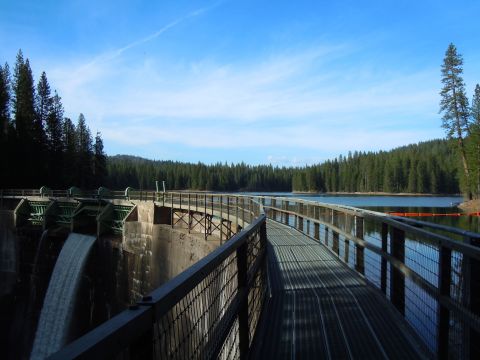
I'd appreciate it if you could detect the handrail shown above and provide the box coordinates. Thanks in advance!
[3,188,480,357]
[47,193,267,359]
[257,195,480,358]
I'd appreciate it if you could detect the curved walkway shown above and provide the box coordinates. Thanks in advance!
[251,220,431,359]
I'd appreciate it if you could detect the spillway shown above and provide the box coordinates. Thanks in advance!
[30,233,96,360]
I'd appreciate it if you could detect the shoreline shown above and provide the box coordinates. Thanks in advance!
[174,189,461,197]
[458,199,480,212]
[290,191,461,197]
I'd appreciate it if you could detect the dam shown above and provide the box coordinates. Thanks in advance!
[1,188,480,359]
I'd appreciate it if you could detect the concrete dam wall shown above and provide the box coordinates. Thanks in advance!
[0,199,221,359]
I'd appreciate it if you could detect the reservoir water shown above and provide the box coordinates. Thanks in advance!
[245,193,480,233]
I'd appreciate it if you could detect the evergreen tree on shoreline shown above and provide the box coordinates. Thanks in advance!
[440,44,472,199]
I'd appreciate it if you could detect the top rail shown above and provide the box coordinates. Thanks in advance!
[3,188,480,358]
[45,192,267,359]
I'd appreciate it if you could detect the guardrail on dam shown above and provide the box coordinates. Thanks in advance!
[1,188,480,359]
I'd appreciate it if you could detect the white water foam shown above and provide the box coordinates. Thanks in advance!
[30,233,96,360]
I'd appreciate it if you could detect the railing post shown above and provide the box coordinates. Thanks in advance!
[465,236,480,358]
[438,244,452,359]
[204,194,208,239]
[355,215,365,275]
[241,197,245,226]
[325,226,329,247]
[170,192,174,228]
[284,201,289,225]
[272,198,276,222]
[390,227,405,315]
[227,196,231,238]
[236,197,239,231]
[332,210,339,256]
[314,222,320,241]
[249,198,254,224]
[188,193,191,233]
[237,242,249,360]
[220,195,223,244]
[381,223,388,295]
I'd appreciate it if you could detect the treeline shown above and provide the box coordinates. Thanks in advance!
[107,156,293,191]
[106,139,460,194]
[0,50,107,188]
[292,140,459,193]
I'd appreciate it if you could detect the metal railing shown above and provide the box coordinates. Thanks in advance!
[3,189,480,358]
[254,195,480,359]
[45,193,267,359]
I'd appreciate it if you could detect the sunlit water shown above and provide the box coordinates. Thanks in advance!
[244,193,479,232]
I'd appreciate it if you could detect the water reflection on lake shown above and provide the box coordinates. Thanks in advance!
[247,193,480,233]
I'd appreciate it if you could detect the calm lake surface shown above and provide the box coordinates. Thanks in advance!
[245,193,480,233]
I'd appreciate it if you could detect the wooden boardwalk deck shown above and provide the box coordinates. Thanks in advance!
[251,220,431,359]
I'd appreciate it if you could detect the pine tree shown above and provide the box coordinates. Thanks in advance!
[440,43,472,199]
[13,50,42,186]
[93,131,107,186]
[75,113,94,187]
[36,72,52,134]
[470,84,480,197]
[0,63,10,139]
[0,63,11,187]
[62,117,77,186]
[46,91,64,186]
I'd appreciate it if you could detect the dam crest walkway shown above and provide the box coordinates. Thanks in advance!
[252,220,429,359]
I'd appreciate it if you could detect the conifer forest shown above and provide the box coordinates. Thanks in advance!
[1,45,479,196]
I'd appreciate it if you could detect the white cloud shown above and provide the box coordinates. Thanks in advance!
[42,24,441,159]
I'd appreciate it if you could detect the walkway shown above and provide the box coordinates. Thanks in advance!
[251,220,431,359]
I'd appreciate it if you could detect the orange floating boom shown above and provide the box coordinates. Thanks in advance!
[388,212,480,217]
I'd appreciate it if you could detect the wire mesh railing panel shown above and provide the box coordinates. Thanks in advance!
[404,237,439,287]
[259,196,480,359]
[153,253,239,359]
[404,278,438,353]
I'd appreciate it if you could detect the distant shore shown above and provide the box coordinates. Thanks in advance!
[291,191,461,197]
[459,199,480,212]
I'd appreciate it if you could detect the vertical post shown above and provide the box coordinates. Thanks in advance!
[299,216,304,232]
[466,236,480,358]
[325,227,329,247]
[237,242,249,360]
[272,198,276,222]
[332,210,339,256]
[249,198,254,224]
[314,222,320,241]
[390,226,405,315]
[204,194,207,239]
[241,197,245,226]
[355,216,365,275]
[381,223,388,294]
[284,201,289,225]
[220,195,223,244]
[236,197,239,232]
[188,193,191,233]
[170,192,174,228]
[437,245,451,359]
[306,219,310,236]
[227,196,230,238]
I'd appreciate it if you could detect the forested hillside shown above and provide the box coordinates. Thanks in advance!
[292,140,459,193]
[106,139,460,194]
[0,50,107,188]
[2,48,472,195]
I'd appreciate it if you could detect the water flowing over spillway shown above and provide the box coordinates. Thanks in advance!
[30,233,96,360]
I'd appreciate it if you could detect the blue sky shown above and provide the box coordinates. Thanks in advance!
[1,0,479,166]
